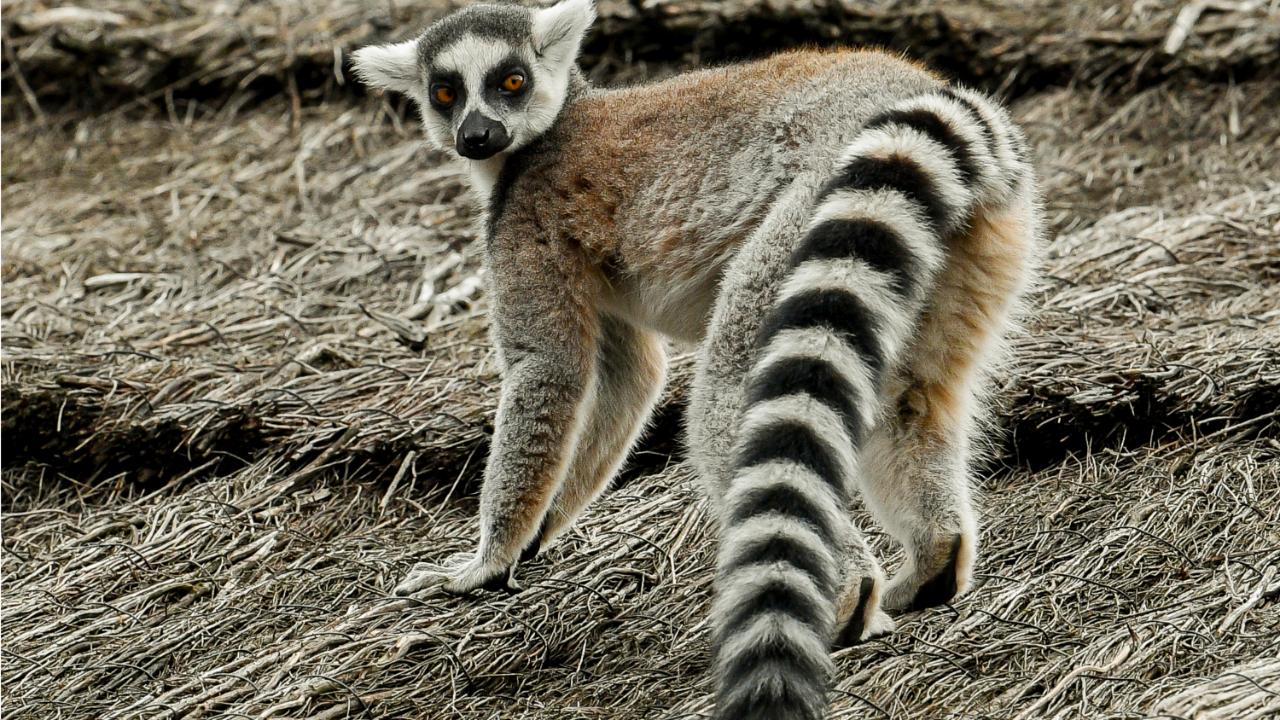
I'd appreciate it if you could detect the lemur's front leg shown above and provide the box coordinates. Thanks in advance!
[528,316,667,556]
[443,236,600,594]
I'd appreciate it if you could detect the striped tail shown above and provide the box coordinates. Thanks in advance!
[710,85,1030,720]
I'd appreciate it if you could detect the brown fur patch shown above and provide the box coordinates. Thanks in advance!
[901,203,1036,441]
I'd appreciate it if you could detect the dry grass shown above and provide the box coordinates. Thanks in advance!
[3,1,1280,718]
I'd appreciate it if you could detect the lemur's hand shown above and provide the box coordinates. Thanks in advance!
[443,552,521,594]
[393,552,521,596]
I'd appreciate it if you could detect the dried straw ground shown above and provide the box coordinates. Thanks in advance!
[3,2,1279,719]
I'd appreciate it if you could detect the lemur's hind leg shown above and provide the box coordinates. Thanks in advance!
[689,175,898,648]
[688,178,822,501]
[862,197,1038,613]
[831,522,896,646]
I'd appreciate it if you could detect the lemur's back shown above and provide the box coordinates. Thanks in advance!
[497,50,943,340]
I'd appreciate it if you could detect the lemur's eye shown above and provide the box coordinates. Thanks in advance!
[432,85,456,106]
[501,73,526,93]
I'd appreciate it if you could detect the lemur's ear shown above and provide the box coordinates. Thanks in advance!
[351,39,421,94]
[531,0,595,69]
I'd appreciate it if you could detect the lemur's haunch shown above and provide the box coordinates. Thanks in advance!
[354,2,1041,717]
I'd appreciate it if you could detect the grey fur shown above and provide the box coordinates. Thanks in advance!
[416,3,533,68]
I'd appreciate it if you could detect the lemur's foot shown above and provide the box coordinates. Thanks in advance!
[834,576,896,647]
[882,534,972,613]
[443,552,521,595]
[394,552,520,596]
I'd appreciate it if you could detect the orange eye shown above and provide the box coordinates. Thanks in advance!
[433,85,456,106]
[501,74,525,92]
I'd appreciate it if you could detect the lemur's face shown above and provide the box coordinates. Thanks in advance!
[352,0,595,161]
[423,37,539,160]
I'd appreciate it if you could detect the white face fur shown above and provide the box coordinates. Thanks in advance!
[352,0,595,163]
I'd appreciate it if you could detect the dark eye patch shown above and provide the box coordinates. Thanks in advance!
[484,56,533,106]
[427,69,465,114]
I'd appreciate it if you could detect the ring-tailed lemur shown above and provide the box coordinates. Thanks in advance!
[354,1,1040,718]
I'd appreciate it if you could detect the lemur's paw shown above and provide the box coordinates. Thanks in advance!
[441,553,521,595]
[834,577,896,648]
[393,563,444,596]
[863,609,897,642]
[392,552,468,596]
[393,552,519,597]
[883,534,971,613]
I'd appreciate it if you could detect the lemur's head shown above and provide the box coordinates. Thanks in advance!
[352,0,595,160]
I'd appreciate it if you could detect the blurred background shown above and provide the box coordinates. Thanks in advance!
[2,1,1278,718]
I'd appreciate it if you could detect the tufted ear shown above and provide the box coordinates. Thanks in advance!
[531,0,595,70]
[351,38,422,95]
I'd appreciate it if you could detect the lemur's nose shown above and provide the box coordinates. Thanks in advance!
[457,111,511,160]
